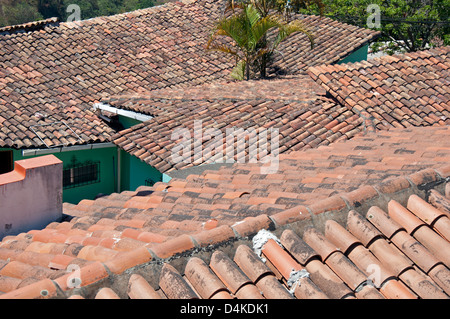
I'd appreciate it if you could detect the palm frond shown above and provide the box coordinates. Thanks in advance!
[206,42,240,58]
[213,15,249,49]
[249,15,281,49]
[230,60,246,80]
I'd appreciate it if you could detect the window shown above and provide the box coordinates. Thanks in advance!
[63,161,100,189]
[0,151,13,175]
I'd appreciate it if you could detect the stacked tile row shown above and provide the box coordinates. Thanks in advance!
[110,76,366,173]
[308,46,450,130]
[0,126,449,296]
[0,0,232,149]
[70,189,450,299]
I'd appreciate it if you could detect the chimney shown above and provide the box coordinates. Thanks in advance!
[0,155,63,239]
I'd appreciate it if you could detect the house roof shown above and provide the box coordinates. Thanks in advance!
[268,14,380,76]
[0,17,59,34]
[0,0,232,149]
[109,75,367,173]
[0,0,380,150]
[63,125,450,234]
[87,189,450,300]
[0,125,449,298]
[308,46,450,129]
[110,46,450,174]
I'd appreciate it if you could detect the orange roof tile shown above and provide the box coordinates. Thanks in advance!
[0,123,449,299]
[308,46,450,130]
[0,0,379,150]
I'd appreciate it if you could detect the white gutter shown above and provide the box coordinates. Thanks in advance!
[22,142,116,157]
[93,102,153,122]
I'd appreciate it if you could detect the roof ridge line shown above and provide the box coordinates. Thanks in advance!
[0,17,60,34]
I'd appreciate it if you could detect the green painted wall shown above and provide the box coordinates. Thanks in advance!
[118,115,143,129]
[338,44,369,64]
[120,150,162,192]
[7,147,118,204]
[3,146,164,203]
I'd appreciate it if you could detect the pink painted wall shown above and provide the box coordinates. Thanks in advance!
[0,155,63,239]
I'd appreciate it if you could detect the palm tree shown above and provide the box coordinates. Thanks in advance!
[206,3,314,80]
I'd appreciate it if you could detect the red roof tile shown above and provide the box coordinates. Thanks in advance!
[308,46,450,130]
[0,0,378,150]
[0,124,449,298]
[0,0,233,149]
[127,274,161,299]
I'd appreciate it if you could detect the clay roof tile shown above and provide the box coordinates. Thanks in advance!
[346,210,383,247]
[209,250,251,294]
[127,274,161,299]
[159,264,198,299]
[185,257,227,299]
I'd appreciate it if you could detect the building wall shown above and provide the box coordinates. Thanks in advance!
[120,150,162,192]
[118,115,143,129]
[338,44,369,64]
[7,146,118,204]
[0,155,63,239]
[3,146,163,203]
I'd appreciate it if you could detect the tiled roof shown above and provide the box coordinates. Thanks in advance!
[71,125,450,231]
[103,190,450,300]
[111,47,449,174]
[0,0,380,149]
[110,75,368,173]
[0,0,233,149]
[0,125,449,298]
[268,14,380,76]
[308,46,450,129]
[0,17,59,34]
[1,165,449,299]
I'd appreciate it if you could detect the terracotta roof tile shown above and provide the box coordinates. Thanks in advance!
[159,263,198,299]
[1,124,450,298]
[407,195,450,240]
[0,0,378,150]
[110,77,367,173]
[127,273,161,299]
[210,250,252,295]
[184,257,227,299]
[308,46,450,130]
[95,287,120,299]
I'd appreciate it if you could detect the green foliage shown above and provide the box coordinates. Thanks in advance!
[0,0,43,27]
[38,0,65,19]
[229,0,325,17]
[296,0,449,54]
[0,0,157,28]
[207,3,314,80]
[61,0,156,20]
